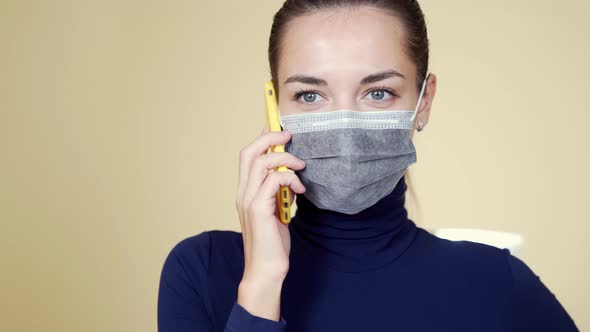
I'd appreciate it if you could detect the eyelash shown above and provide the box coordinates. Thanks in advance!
[291,86,399,102]
[291,89,319,102]
[366,86,399,99]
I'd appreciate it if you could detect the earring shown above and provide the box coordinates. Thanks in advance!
[417,121,425,132]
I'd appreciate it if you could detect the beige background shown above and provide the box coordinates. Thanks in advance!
[1,0,588,331]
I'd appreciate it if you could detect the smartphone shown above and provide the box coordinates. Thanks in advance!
[264,80,292,224]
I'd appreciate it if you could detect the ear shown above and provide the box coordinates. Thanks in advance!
[414,73,437,129]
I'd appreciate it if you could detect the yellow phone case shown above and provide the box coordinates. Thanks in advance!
[264,80,292,224]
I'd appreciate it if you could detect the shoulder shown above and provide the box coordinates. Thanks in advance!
[504,251,579,330]
[414,227,513,275]
[160,229,245,289]
[163,230,244,274]
[415,228,579,330]
[409,228,515,294]
[415,228,559,289]
[157,231,245,328]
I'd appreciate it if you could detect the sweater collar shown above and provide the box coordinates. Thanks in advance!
[288,175,418,273]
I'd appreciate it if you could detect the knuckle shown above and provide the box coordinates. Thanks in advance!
[243,196,253,212]
[252,154,267,169]
[269,171,285,184]
[289,173,299,184]
[274,152,294,167]
[247,198,261,216]
[276,151,289,161]
[239,147,249,161]
[259,132,272,143]
[264,131,283,143]
[269,171,281,180]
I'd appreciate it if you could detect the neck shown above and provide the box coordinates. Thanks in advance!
[288,175,418,273]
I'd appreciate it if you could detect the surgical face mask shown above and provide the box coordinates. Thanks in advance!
[279,74,429,215]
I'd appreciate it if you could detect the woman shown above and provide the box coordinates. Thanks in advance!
[158,1,579,331]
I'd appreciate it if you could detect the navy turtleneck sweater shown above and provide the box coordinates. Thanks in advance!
[157,176,579,331]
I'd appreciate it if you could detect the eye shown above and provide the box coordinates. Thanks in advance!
[370,90,387,100]
[365,87,398,101]
[292,89,325,104]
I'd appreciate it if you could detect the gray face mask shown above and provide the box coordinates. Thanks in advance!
[279,74,429,215]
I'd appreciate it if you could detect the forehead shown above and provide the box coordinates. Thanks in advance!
[278,6,413,80]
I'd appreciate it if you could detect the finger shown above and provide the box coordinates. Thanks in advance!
[289,187,296,206]
[237,131,293,203]
[253,172,306,218]
[243,152,305,206]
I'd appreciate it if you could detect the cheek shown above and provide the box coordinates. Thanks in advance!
[278,98,315,115]
[277,94,299,115]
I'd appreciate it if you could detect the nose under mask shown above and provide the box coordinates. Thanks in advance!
[279,73,429,215]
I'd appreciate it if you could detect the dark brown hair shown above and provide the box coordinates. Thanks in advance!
[268,0,430,98]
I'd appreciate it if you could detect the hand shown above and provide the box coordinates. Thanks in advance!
[235,126,306,320]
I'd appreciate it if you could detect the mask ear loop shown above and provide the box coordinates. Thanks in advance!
[410,72,430,123]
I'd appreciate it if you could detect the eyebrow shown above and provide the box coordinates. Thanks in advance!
[284,75,328,86]
[283,69,406,86]
[360,69,406,85]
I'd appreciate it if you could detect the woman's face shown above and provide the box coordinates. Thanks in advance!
[277,6,436,127]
